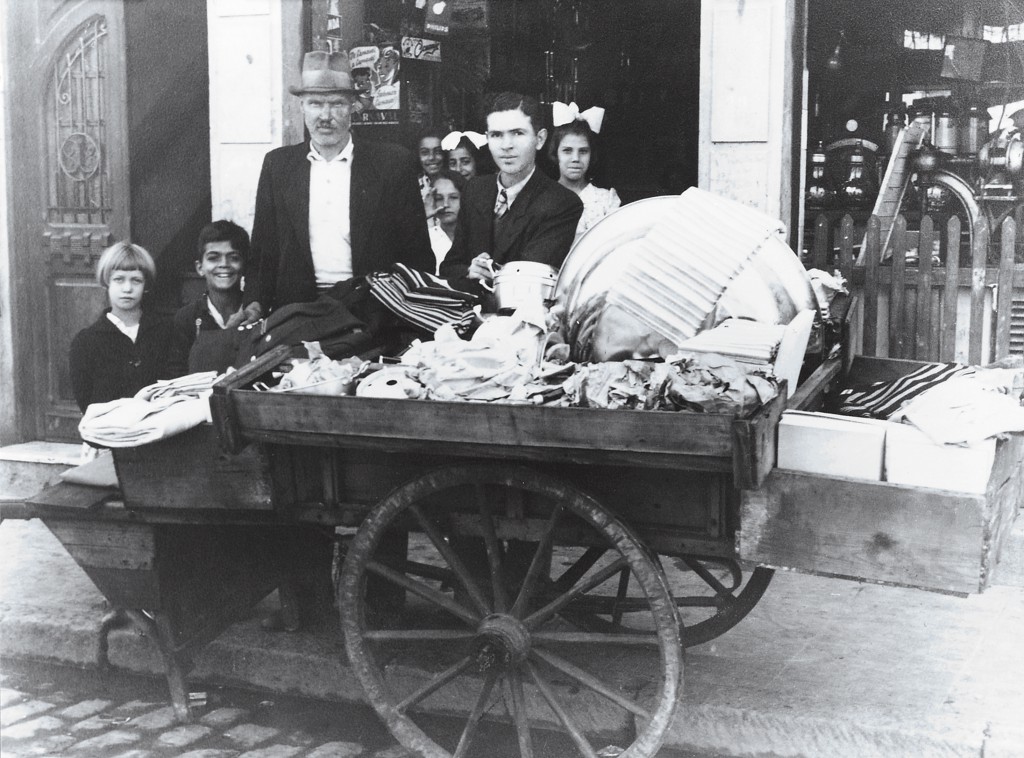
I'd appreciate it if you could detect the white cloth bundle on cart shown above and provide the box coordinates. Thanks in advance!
[78,371,219,448]
[78,395,212,448]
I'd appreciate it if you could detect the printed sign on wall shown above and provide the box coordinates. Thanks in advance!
[424,1,452,35]
[401,36,441,63]
[349,44,401,124]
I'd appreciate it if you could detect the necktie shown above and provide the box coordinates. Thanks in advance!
[494,188,509,219]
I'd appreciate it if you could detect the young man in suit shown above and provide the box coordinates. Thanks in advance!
[243,51,434,321]
[439,92,583,297]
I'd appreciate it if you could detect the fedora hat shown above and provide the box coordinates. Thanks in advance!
[289,51,356,96]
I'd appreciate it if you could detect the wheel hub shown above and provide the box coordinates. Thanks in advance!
[473,613,531,671]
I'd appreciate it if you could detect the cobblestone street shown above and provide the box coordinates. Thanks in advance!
[0,658,406,758]
[0,658,710,758]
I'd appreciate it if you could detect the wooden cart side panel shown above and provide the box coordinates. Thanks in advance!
[44,520,161,608]
[113,425,274,511]
[229,392,739,462]
[153,525,286,652]
[739,470,995,594]
[45,520,154,570]
[731,388,786,489]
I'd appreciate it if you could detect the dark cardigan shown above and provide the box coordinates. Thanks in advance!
[68,310,173,412]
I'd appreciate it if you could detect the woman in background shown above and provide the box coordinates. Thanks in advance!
[548,105,621,241]
[416,130,446,201]
[424,171,465,272]
[442,130,492,181]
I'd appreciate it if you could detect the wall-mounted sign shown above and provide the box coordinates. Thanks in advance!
[353,110,400,126]
[349,43,401,123]
[401,36,441,62]
[424,1,452,36]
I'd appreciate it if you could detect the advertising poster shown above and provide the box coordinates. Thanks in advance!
[349,44,401,126]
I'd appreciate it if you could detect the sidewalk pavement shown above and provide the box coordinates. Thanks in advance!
[2,517,1022,758]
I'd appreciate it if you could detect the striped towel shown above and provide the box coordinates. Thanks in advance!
[836,362,976,419]
[368,263,478,336]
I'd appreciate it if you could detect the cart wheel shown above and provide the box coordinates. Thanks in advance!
[558,555,772,648]
[672,558,772,647]
[339,464,682,758]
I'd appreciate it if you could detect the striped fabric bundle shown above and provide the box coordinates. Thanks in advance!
[836,362,976,419]
[368,263,478,336]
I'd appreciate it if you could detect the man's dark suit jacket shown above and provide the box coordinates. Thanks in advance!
[439,169,582,293]
[248,140,434,312]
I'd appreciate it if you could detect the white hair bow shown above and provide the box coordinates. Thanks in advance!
[441,130,487,151]
[552,101,605,134]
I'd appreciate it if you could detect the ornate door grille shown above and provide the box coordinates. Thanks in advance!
[47,16,112,226]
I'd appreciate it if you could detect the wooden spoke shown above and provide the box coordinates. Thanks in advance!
[525,661,599,758]
[402,559,454,584]
[523,556,628,629]
[366,560,479,626]
[530,647,650,719]
[475,483,510,613]
[551,547,606,593]
[364,629,475,642]
[506,667,535,758]
[532,631,661,646]
[452,670,500,758]
[409,503,492,616]
[683,556,734,598]
[510,504,564,618]
[396,655,476,712]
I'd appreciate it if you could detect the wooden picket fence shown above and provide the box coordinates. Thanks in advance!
[805,212,1021,364]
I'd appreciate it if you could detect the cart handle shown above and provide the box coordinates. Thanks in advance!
[211,344,293,454]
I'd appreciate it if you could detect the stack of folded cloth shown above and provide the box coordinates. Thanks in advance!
[78,371,220,448]
[675,319,785,367]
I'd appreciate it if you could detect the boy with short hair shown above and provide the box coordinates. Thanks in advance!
[439,91,583,296]
[166,220,249,376]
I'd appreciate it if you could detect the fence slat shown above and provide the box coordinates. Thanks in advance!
[968,218,990,365]
[837,214,854,283]
[916,215,934,360]
[995,217,1017,360]
[890,215,908,359]
[940,216,961,362]
[863,216,881,356]
[812,214,830,270]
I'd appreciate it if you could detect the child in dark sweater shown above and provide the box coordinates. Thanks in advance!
[69,241,172,413]
[166,220,249,376]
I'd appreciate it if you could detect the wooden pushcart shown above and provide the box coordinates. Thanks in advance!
[8,331,1022,758]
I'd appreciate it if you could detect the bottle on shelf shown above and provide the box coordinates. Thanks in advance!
[805,140,834,208]
[838,144,875,208]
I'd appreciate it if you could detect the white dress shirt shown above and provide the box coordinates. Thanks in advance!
[308,139,354,287]
[106,312,139,343]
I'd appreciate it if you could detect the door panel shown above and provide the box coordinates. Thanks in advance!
[8,3,130,440]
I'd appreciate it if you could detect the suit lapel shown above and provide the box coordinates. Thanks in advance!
[493,171,544,262]
[350,141,369,273]
[284,145,312,261]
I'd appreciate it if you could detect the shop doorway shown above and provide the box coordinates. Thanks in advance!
[323,0,700,203]
[5,1,210,442]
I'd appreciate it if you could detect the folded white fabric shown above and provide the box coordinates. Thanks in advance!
[896,376,1024,446]
[79,395,212,448]
[134,371,221,402]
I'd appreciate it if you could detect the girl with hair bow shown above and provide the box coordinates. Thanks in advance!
[548,101,621,240]
[441,130,493,180]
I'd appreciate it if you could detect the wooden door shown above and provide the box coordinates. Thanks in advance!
[6,2,130,440]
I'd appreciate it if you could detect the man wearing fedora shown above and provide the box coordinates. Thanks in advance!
[245,50,431,632]
[244,50,433,320]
